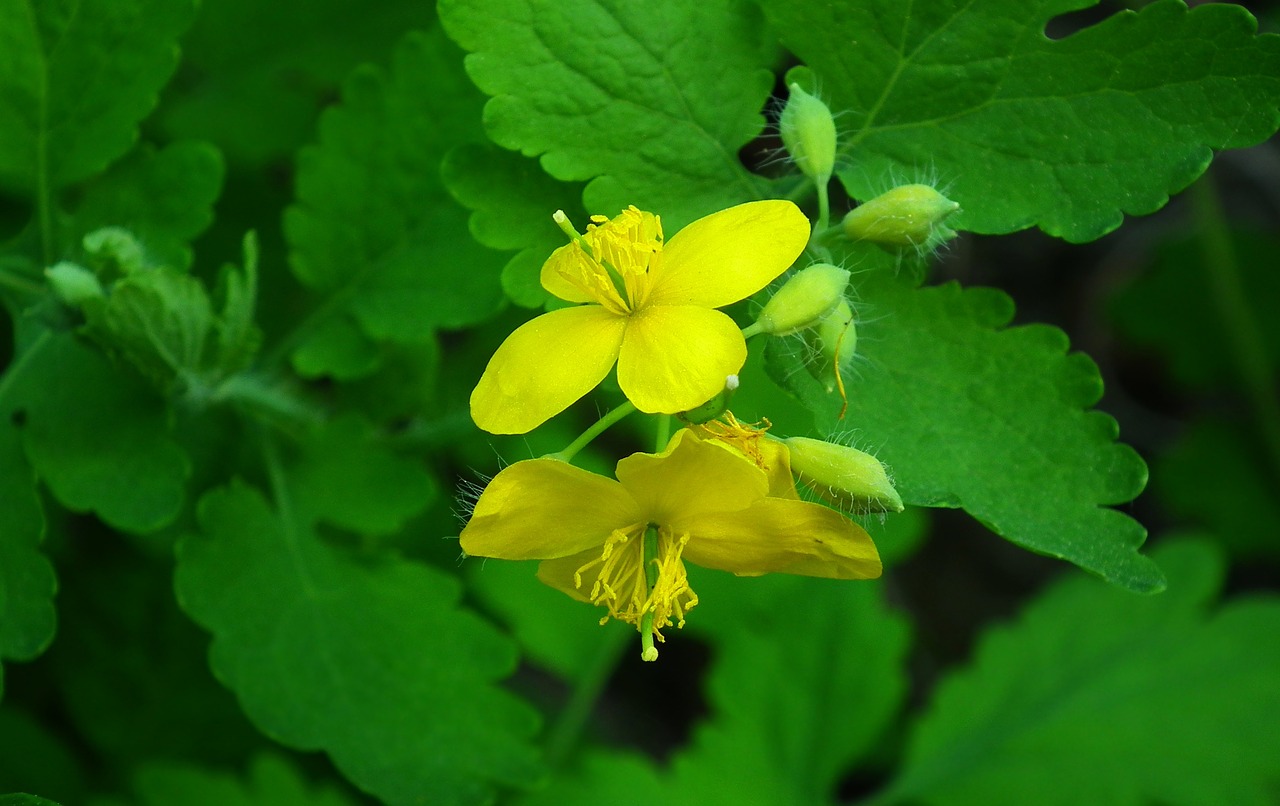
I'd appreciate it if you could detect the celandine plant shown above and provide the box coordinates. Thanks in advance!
[1,1,1279,805]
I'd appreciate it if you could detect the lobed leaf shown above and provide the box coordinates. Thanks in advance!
[765,0,1280,241]
[876,538,1280,805]
[0,427,54,697]
[175,478,542,806]
[284,29,504,378]
[6,329,188,533]
[0,0,199,192]
[766,267,1161,592]
[438,0,778,229]
[102,754,356,806]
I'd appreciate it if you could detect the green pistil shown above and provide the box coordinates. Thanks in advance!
[640,524,660,662]
[553,209,630,305]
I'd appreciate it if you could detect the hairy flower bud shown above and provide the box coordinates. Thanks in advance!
[45,261,105,308]
[842,184,959,249]
[755,263,850,336]
[779,83,837,185]
[815,299,857,392]
[784,437,903,514]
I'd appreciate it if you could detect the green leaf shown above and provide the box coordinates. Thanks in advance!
[0,707,81,804]
[0,427,54,688]
[0,0,199,192]
[442,143,586,308]
[1154,418,1280,560]
[1110,227,1280,390]
[438,0,778,228]
[156,0,435,167]
[515,752,665,806]
[284,29,504,378]
[6,328,189,532]
[766,0,1280,242]
[288,414,437,537]
[0,796,63,806]
[766,268,1161,592]
[105,754,357,806]
[68,142,225,272]
[175,478,542,806]
[877,538,1280,806]
[672,573,912,805]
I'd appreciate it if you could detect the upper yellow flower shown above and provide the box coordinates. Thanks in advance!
[460,429,881,658]
[470,200,810,434]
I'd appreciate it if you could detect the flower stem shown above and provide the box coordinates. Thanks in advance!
[740,321,767,340]
[544,625,629,768]
[548,400,636,462]
[655,413,671,452]
[1190,175,1280,481]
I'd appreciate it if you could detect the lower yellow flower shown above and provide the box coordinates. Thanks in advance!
[460,429,881,660]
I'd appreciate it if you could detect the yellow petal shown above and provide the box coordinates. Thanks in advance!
[759,437,801,499]
[616,429,767,524]
[461,459,640,560]
[471,305,626,434]
[682,498,882,579]
[644,200,809,308]
[617,305,746,414]
[535,549,599,603]
[539,242,597,304]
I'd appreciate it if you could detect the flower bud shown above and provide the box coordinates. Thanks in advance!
[784,436,903,514]
[779,83,837,185]
[756,263,850,336]
[678,374,739,424]
[842,184,959,249]
[45,261,105,308]
[83,226,147,275]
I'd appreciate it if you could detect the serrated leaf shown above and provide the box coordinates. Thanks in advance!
[0,0,198,192]
[766,0,1280,242]
[0,428,55,683]
[284,28,504,378]
[105,754,356,806]
[438,0,778,229]
[671,573,912,805]
[175,479,542,806]
[7,328,188,532]
[289,414,436,536]
[876,538,1280,806]
[766,269,1161,592]
[69,142,225,272]
[442,143,586,308]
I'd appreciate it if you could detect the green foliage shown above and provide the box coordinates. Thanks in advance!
[283,29,504,378]
[175,474,542,805]
[437,0,779,229]
[0,1,1277,804]
[877,539,1280,805]
[765,0,1280,241]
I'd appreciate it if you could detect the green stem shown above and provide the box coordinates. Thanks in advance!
[548,400,636,462]
[544,626,629,768]
[1190,176,1280,481]
[740,321,767,340]
[655,414,671,452]
[815,179,831,236]
[0,268,44,296]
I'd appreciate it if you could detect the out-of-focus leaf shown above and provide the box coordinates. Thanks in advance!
[97,753,356,806]
[766,0,1280,241]
[0,0,198,193]
[1155,418,1280,560]
[442,143,586,309]
[284,29,504,378]
[8,329,188,532]
[438,0,778,229]
[0,795,63,806]
[0,428,54,691]
[176,478,542,806]
[767,267,1161,592]
[0,708,81,804]
[876,538,1280,806]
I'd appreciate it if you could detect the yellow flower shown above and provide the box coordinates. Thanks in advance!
[470,201,810,434]
[460,429,880,658]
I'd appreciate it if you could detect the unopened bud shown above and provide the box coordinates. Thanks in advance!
[45,261,104,308]
[816,300,857,393]
[784,437,903,514]
[83,226,147,275]
[842,184,959,249]
[756,263,850,336]
[780,83,837,185]
[678,375,739,424]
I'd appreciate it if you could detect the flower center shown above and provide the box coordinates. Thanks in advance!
[572,522,698,641]
[554,206,663,315]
